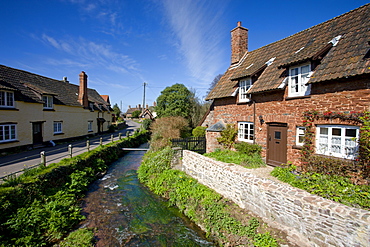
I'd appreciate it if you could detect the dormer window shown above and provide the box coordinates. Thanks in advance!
[288,63,311,97]
[42,95,53,109]
[239,78,252,102]
[0,91,15,107]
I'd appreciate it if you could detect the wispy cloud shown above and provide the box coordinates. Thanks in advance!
[63,0,123,34]
[160,0,229,86]
[40,34,139,74]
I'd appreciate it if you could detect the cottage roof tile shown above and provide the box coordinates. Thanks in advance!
[0,65,110,109]
[206,4,370,100]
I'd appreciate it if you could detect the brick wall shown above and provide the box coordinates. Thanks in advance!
[204,78,370,165]
[181,150,370,247]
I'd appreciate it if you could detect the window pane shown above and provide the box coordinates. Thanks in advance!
[0,91,4,105]
[10,125,16,139]
[4,126,9,139]
[275,131,281,140]
[6,92,13,106]
[301,65,309,74]
[291,68,298,76]
[320,128,328,135]
[345,129,356,137]
[299,135,305,143]
[332,128,341,136]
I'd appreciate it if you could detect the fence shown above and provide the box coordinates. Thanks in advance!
[0,131,134,181]
[171,137,206,154]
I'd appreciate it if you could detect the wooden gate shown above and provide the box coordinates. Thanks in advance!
[171,137,206,154]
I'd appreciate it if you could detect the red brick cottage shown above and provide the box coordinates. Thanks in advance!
[204,4,370,166]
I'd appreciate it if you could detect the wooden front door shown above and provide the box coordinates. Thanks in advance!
[267,123,287,166]
[32,122,43,145]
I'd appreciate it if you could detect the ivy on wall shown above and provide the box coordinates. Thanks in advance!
[301,110,369,181]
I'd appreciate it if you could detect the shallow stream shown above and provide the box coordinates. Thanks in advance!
[80,145,214,246]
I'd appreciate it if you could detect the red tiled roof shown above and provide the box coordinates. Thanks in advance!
[206,4,370,100]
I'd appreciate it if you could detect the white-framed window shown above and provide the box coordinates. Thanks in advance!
[0,91,15,107]
[239,78,252,102]
[53,121,62,134]
[296,127,305,146]
[42,95,53,109]
[238,122,254,142]
[288,63,311,97]
[0,124,17,142]
[88,121,93,132]
[316,125,359,159]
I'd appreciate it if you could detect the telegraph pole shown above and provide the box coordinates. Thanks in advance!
[142,82,147,112]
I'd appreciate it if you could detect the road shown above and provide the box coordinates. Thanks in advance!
[0,120,141,180]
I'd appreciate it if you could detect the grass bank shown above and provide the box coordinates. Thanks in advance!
[0,130,149,247]
[137,147,280,247]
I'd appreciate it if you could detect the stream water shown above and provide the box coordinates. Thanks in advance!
[80,145,215,246]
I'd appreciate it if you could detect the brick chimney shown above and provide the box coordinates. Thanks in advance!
[231,21,248,65]
[78,71,89,108]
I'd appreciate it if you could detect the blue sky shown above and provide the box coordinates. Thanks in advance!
[0,0,368,111]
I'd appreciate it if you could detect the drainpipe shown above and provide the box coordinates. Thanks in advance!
[253,99,256,144]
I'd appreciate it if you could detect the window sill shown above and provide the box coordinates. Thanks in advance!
[0,107,19,111]
[88,130,94,133]
[43,108,55,111]
[237,101,252,105]
[0,140,19,144]
[54,132,64,136]
[292,145,303,150]
[285,95,311,101]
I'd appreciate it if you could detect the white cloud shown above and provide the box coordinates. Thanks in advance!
[160,0,229,85]
[40,34,140,75]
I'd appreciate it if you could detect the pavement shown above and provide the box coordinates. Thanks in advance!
[0,120,141,180]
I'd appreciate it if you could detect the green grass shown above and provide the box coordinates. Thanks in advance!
[271,166,370,210]
[203,149,266,168]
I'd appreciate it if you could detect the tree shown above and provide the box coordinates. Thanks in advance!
[189,88,211,128]
[156,84,193,119]
[206,74,223,97]
[132,110,141,118]
[112,103,121,117]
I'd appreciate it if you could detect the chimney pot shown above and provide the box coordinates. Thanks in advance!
[231,22,248,65]
[78,71,89,108]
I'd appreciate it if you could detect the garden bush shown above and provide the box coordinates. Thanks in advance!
[192,126,207,137]
[141,119,153,130]
[149,116,190,151]
[235,142,262,156]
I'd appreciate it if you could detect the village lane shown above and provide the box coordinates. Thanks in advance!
[0,120,141,180]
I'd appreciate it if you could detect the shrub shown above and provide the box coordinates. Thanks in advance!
[150,116,190,151]
[217,124,237,149]
[192,126,207,137]
[235,142,262,156]
[131,110,141,118]
[141,119,153,130]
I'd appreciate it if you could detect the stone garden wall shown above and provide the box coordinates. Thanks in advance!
[181,150,370,247]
